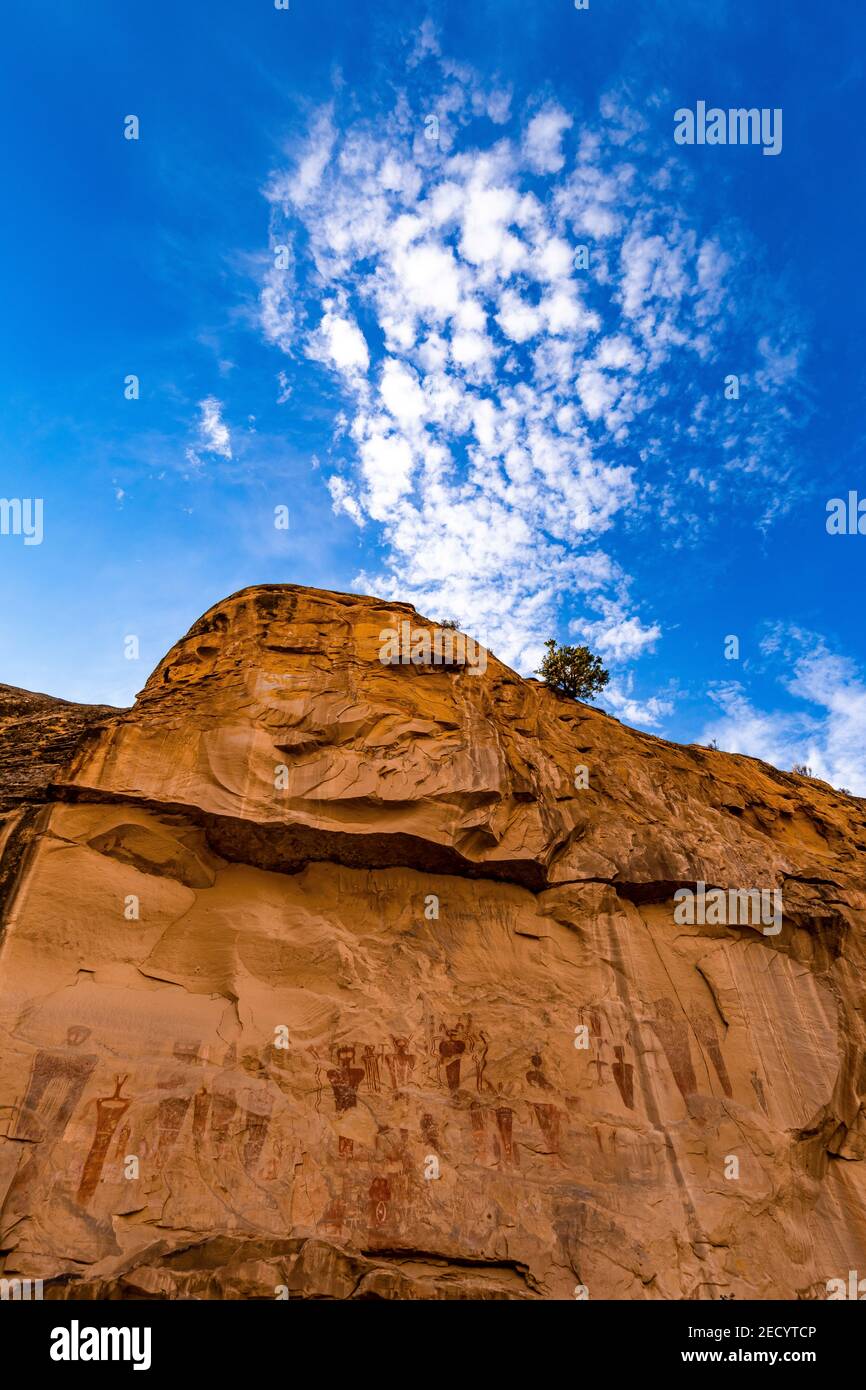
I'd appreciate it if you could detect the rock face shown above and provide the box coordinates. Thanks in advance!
[0,684,117,812]
[1,583,865,1300]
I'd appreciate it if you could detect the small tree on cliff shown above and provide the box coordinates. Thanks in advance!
[535,638,610,702]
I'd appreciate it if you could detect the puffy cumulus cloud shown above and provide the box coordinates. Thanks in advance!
[257,55,803,690]
[604,681,674,729]
[186,396,232,467]
[700,628,866,794]
[523,103,573,174]
[309,303,370,377]
[580,614,662,663]
[356,430,415,518]
[496,288,542,343]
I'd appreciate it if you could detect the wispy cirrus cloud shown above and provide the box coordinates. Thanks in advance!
[701,626,866,793]
[186,395,233,467]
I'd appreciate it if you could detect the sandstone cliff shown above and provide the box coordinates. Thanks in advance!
[1,584,865,1300]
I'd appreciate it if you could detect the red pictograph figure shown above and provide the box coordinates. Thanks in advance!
[438,1031,466,1090]
[368,1176,391,1227]
[327,1046,366,1114]
[385,1036,416,1090]
[77,1075,131,1205]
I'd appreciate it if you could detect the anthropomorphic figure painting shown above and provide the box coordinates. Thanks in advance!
[77,1075,131,1205]
[327,1047,366,1114]
[385,1037,416,1090]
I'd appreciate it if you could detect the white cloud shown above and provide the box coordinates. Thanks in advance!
[486,89,513,125]
[700,630,866,794]
[408,18,440,67]
[755,334,801,390]
[590,616,661,663]
[270,106,335,210]
[496,289,542,343]
[358,430,415,518]
[604,684,673,728]
[257,70,803,694]
[186,396,232,467]
[393,241,463,322]
[328,475,366,527]
[310,305,370,375]
[380,358,427,429]
[523,104,573,174]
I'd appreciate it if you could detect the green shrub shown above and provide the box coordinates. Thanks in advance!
[535,638,610,702]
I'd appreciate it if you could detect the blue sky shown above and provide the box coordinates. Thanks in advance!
[2,0,865,790]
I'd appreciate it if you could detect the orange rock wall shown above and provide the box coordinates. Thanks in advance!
[1,585,865,1299]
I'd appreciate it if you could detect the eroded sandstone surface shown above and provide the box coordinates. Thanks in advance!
[1,584,865,1299]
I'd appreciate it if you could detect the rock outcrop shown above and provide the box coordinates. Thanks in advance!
[1,584,865,1300]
